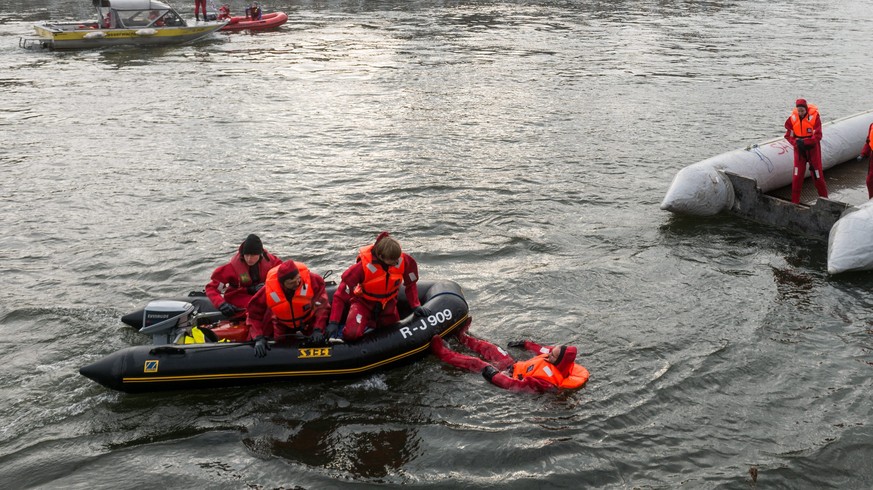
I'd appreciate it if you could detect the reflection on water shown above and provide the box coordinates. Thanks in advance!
[1,0,873,487]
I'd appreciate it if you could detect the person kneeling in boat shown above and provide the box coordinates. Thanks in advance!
[430,328,589,394]
[246,259,331,357]
[327,232,428,342]
[205,234,282,321]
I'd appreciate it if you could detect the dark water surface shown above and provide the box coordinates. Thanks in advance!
[2,0,873,487]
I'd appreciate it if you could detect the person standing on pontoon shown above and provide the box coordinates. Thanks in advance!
[784,98,829,204]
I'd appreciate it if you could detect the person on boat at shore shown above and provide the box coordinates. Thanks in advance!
[246,259,331,357]
[327,232,428,342]
[784,98,829,204]
[859,121,873,199]
[430,326,589,394]
[205,234,282,320]
[194,0,208,21]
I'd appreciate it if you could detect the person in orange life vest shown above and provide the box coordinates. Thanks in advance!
[859,122,873,199]
[784,98,828,204]
[246,260,331,357]
[429,326,589,394]
[205,234,282,319]
[326,232,427,342]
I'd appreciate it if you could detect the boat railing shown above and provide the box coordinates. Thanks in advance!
[19,37,50,49]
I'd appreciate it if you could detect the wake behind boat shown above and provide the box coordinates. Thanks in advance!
[20,0,227,50]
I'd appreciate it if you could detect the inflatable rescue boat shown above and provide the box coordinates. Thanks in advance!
[660,109,873,274]
[219,11,287,32]
[80,280,469,393]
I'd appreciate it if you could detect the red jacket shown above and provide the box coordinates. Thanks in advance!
[246,270,330,340]
[205,249,282,309]
[862,123,873,158]
[328,253,421,324]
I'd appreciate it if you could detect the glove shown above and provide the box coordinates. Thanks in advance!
[219,302,241,317]
[414,306,432,318]
[507,340,526,349]
[253,336,269,358]
[325,322,340,339]
[481,365,499,382]
[246,283,264,295]
[307,329,325,346]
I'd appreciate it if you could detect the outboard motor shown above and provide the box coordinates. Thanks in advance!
[140,300,196,345]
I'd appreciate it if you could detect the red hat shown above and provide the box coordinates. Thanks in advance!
[277,260,299,282]
[795,98,808,108]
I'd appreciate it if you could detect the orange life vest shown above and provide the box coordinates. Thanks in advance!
[789,104,819,139]
[353,245,405,306]
[511,354,590,389]
[868,124,873,152]
[264,262,314,328]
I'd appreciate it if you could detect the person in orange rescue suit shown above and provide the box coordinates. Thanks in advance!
[429,324,589,394]
[205,234,282,320]
[246,259,331,357]
[784,98,828,204]
[859,121,873,199]
[327,232,428,342]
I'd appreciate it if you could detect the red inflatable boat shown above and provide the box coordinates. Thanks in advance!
[219,11,288,32]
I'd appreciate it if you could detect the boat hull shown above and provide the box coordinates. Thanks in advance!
[220,12,288,32]
[81,280,469,393]
[32,22,226,49]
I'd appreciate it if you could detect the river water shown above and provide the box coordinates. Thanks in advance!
[2,0,873,487]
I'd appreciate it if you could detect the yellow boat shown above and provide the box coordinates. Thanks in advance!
[22,0,227,50]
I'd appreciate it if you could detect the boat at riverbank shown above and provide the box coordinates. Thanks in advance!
[661,109,873,274]
[20,0,226,50]
[80,280,470,393]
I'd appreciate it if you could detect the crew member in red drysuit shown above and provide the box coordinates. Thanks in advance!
[205,234,282,319]
[246,260,330,357]
[784,98,828,204]
[860,122,873,199]
[430,325,589,394]
[194,0,208,21]
[327,232,427,342]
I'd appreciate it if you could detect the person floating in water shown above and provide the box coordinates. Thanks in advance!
[430,324,589,393]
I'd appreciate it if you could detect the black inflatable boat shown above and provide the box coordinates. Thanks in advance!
[80,280,469,393]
